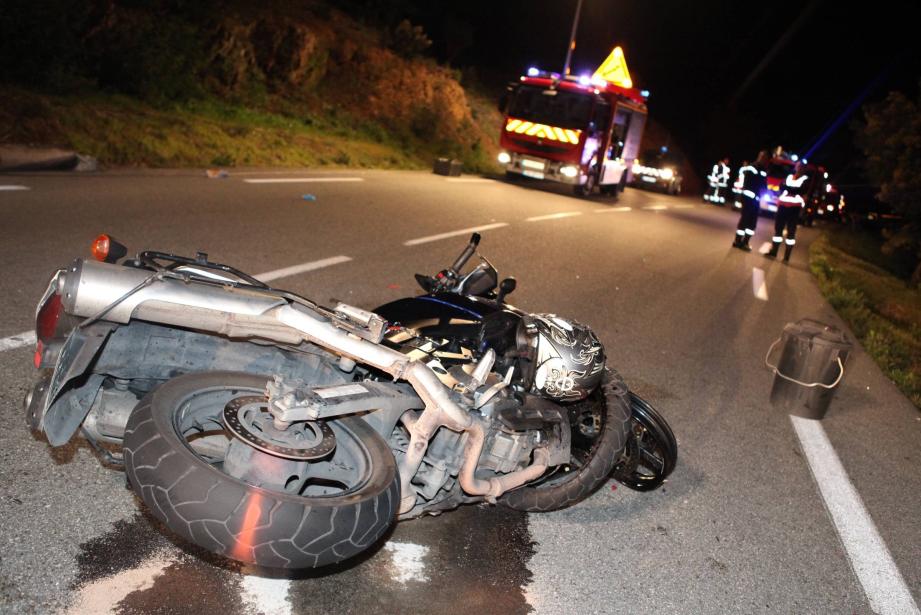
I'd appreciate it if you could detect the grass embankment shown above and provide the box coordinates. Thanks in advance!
[0,87,501,171]
[810,229,921,408]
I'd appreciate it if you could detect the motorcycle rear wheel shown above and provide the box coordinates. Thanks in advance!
[123,371,398,569]
[500,368,632,512]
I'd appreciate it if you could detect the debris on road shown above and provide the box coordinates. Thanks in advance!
[302,193,317,201]
[205,168,229,179]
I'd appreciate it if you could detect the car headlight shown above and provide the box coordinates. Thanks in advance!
[560,165,579,178]
[497,152,511,165]
[660,168,674,180]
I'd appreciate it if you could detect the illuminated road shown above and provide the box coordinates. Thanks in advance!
[0,169,918,614]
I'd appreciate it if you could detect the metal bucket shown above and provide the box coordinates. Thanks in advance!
[433,157,463,177]
[766,319,851,420]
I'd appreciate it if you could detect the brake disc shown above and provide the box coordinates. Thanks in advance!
[222,395,336,460]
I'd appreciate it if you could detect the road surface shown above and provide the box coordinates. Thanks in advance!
[0,169,918,615]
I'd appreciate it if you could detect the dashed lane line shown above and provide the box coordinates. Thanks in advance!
[242,177,365,184]
[403,222,509,246]
[525,212,582,222]
[444,177,496,183]
[593,206,632,213]
[752,267,769,301]
[643,204,668,211]
[255,255,353,283]
[791,415,920,615]
[0,330,36,352]
[0,185,30,191]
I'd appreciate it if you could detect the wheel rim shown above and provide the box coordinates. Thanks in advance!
[171,384,375,498]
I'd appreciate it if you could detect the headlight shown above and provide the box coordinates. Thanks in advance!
[560,165,579,178]
[497,152,511,165]
[660,168,674,180]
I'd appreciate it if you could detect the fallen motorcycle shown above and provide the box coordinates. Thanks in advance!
[25,233,676,569]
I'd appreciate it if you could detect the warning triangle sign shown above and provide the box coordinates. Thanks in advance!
[592,46,633,89]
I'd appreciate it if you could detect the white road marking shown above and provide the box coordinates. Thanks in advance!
[0,185,30,191]
[240,569,292,615]
[643,204,668,211]
[525,211,582,222]
[0,330,36,352]
[242,177,364,184]
[255,255,352,283]
[444,177,495,183]
[67,551,172,614]
[672,203,694,209]
[752,267,769,301]
[403,222,509,246]
[384,541,430,584]
[594,206,632,213]
[791,415,920,615]
[759,241,773,255]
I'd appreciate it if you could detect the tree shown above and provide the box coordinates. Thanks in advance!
[856,83,921,285]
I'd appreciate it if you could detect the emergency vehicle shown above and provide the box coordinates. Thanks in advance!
[760,156,797,213]
[497,47,648,196]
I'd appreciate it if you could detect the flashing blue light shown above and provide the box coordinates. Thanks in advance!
[578,74,591,86]
[802,158,808,164]
[527,67,539,77]
[791,154,799,162]
[660,146,669,153]
[550,72,561,79]
[640,89,650,98]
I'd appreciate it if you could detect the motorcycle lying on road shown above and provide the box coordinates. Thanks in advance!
[25,233,676,569]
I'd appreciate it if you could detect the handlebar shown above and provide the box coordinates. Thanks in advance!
[450,233,481,274]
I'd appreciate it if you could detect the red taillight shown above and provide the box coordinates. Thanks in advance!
[36,293,63,341]
[33,341,44,369]
[92,234,111,262]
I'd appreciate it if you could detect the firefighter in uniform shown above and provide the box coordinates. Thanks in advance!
[704,157,730,204]
[732,150,769,251]
[767,162,809,262]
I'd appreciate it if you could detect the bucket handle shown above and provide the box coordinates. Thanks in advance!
[764,338,845,389]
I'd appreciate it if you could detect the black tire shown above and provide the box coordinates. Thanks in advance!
[614,393,678,492]
[501,368,632,512]
[124,372,399,569]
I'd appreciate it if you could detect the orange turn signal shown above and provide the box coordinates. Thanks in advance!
[91,234,111,262]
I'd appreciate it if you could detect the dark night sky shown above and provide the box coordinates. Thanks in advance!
[383,0,921,181]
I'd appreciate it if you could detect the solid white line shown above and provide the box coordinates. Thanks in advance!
[752,267,769,301]
[791,415,920,615]
[444,177,495,183]
[403,222,509,246]
[525,212,582,222]
[242,177,364,184]
[0,330,36,352]
[0,185,30,191]
[255,255,352,283]
[594,206,632,213]
[672,204,694,209]
[643,204,668,211]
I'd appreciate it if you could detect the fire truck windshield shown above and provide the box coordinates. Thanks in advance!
[508,86,593,130]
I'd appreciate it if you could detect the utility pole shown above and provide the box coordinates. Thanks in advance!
[562,0,584,76]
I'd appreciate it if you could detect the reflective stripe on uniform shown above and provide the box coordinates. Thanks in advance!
[745,229,755,235]
[736,229,746,236]
[785,238,796,245]
[773,236,783,243]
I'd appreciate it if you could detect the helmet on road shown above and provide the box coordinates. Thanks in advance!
[528,314,605,401]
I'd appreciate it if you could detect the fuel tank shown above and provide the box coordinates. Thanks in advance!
[374,293,524,357]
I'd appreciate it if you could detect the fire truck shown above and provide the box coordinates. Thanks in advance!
[496,47,648,197]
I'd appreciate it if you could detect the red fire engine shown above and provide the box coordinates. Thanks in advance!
[497,47,649,196]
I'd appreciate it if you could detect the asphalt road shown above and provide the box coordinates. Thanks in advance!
[0,169,919,615]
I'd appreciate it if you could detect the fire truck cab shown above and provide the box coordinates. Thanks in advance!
[497,60,648,197]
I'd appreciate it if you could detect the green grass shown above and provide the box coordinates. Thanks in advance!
[810,230,921,409]
[0,87,502,172]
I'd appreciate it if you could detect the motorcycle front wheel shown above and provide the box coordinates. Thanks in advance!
[500,368,632,512]
[123,371,398,569]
